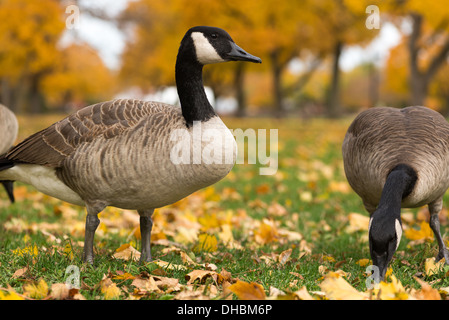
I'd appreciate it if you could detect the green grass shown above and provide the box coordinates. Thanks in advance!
[1,116,448,299]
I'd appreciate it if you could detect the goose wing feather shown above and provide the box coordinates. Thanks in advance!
[5,99,178,167]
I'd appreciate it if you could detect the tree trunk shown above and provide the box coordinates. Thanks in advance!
[408,13,449,106]
[234,62,246,117]
[269,49,284,116]
[327,41,342,117]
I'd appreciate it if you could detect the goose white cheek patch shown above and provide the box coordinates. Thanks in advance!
[191,32,225,64]
[395,219,402,250]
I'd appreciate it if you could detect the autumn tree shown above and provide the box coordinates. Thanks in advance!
[0,0,65,113]
[41,43,116,108]
[382,1,449,106]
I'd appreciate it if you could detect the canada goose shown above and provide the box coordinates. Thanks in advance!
[0,26,261,264]
[0,104,18,203]
[342,106,449,280]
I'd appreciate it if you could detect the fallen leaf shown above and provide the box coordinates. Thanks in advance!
[356,259,370,267]
[23,279,49,299]
[185,270,223,285]
[346,213,370,233]
[293,286,315,300]
[100,276,121,300]
[424,257,445,277]
[50,283,70,300]
[0,287,23,300]
[279,248,292,265]
[376,275,408,300]
[404,221,434,242]
[254,219,279,244]
[320,272,368,300]
[228,280,266,300]
[12,267,28,279]
[112,243,141,261]
[193,233,218,253]
[412,277,441,300]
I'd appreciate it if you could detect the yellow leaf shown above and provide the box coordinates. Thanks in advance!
[377,275,408,300]
[63,242,74,260]
[356,259,370,267]
[100,277,121,300]
[228,280,266,300]
[346,213,370,233]
[218,224,234,244]
[23,279,49,299]
[425,257,445,277]
[404,221,434,241]
[193,233,218,253]
[112,272,136,280]
[0,287,23,300]
[112,243,141,261]
[320,272,368,300]
[254,219,279,244]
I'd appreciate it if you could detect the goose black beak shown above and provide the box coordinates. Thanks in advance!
[226,42,262,63]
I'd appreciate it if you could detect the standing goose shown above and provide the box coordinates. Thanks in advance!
[0,26,261,264]
[342,106,449,280]
[0,104,18,203]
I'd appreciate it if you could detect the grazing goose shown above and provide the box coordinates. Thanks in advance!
[0,104,18,203]
[0,26,261,264]
[342,106,449,280]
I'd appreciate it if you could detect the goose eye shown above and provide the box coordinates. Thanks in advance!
[210,33,218,40]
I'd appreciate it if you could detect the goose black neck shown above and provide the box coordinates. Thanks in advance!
[376,164,417,216]
[175,58,216,127]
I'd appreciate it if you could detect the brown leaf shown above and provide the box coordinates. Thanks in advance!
[185,270,223,285]
[12,267,28,279]
[279,248,292,265]
[228,280,266,300]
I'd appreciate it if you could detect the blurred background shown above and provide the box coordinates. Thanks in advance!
[1,0,449,118]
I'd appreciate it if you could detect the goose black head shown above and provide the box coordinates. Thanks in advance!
[179,26,262,65]
[368,212,402,281]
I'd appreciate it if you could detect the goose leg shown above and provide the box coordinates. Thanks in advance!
[83,201,105,264]
[428,199,449,263]
[138,209,154,264]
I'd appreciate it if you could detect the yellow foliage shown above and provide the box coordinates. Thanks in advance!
[23,279,49,299]
[404,221,434,242]
[193,233,218,253]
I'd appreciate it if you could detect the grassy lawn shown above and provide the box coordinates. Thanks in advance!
[0,115,448,300]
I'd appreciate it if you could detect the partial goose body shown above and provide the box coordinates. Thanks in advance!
[0,104,18,202]
[343,106,449,279]
[2,100,236,209]
[0,26,262,263]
